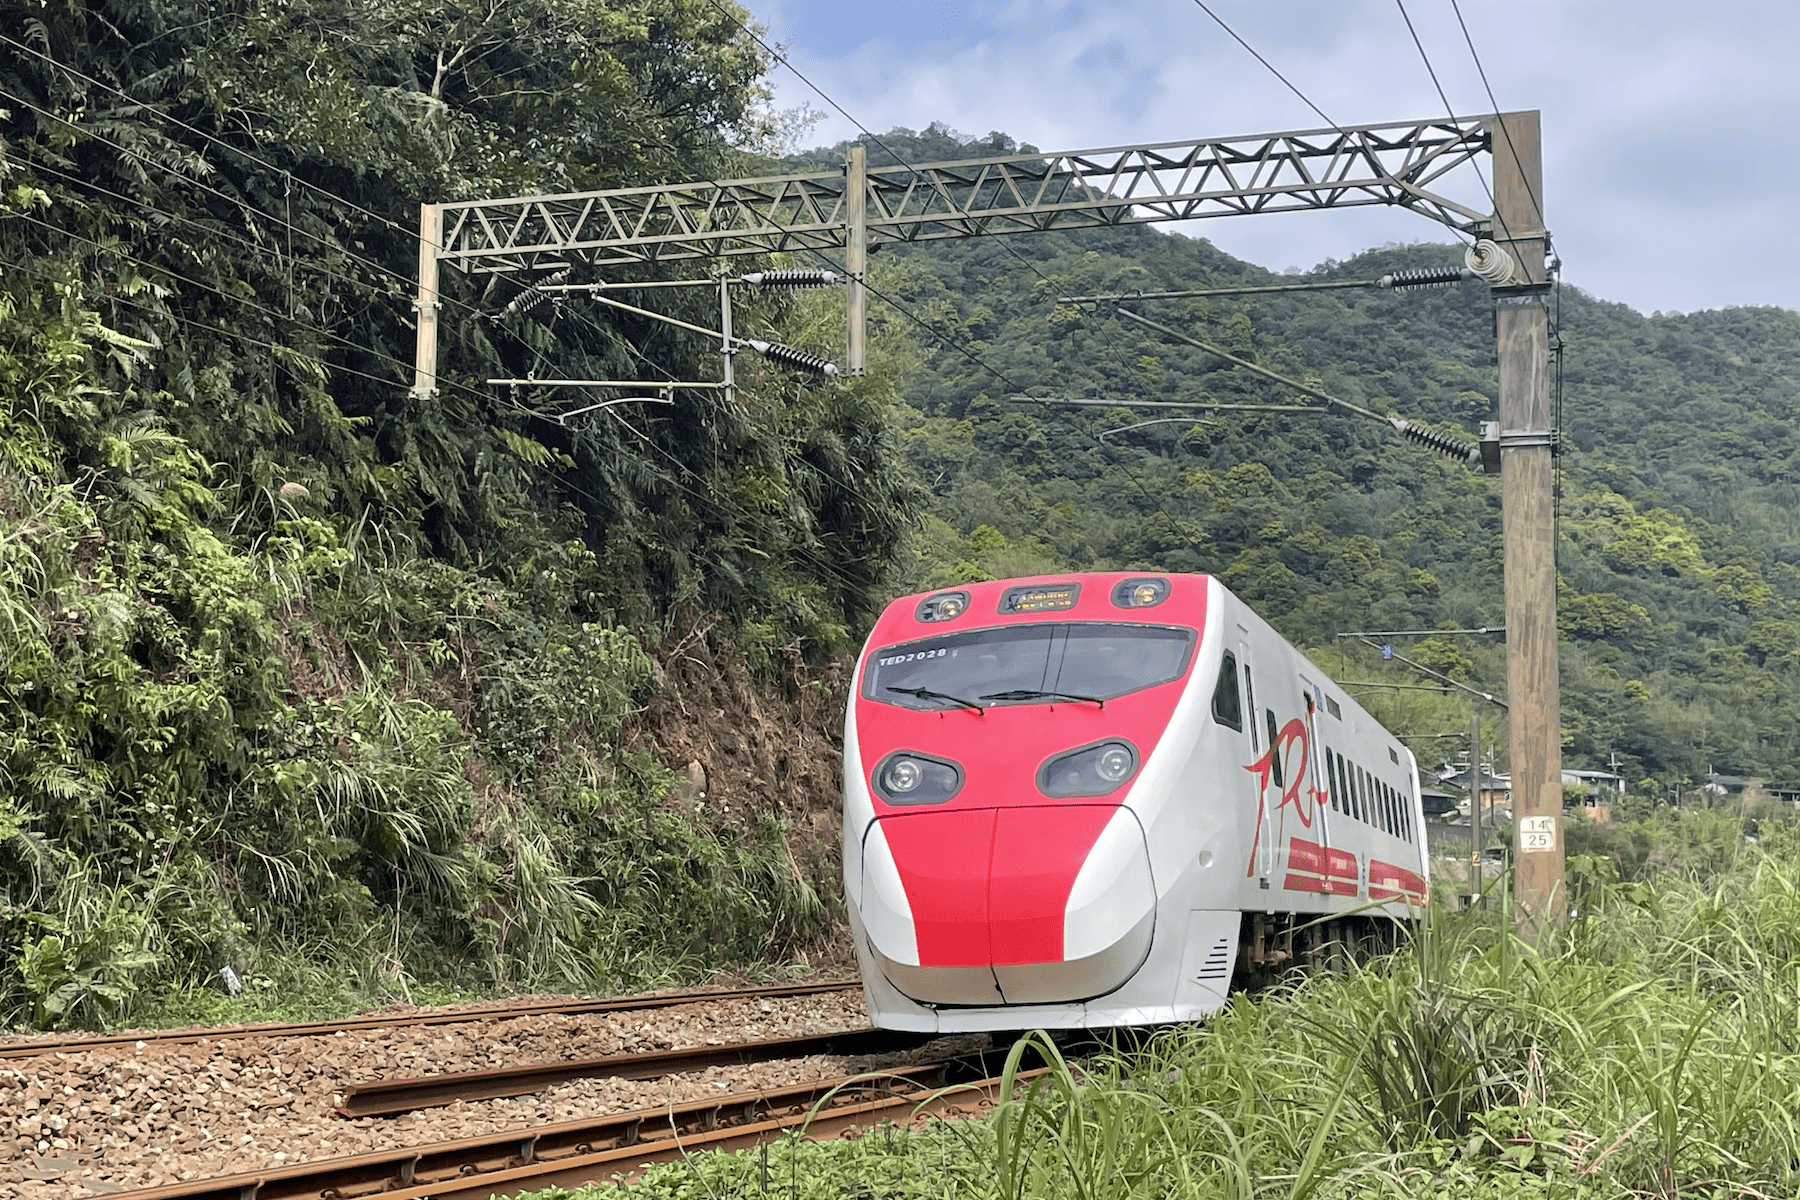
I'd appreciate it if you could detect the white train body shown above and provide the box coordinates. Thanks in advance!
[843,572,1428,1032]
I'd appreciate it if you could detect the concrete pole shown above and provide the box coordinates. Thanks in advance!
[718,275,736,407]
[1469,713,1483,903]
[1489,110,1563,933]
[844,145,868,377]
[410,203,442,400]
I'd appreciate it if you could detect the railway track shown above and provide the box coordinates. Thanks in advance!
[0,979,859,1060]
[334,1026,931,1117]
[111,1057,1031,1200]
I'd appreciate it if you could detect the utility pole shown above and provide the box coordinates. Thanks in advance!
[1489,111,1562,932]
[844,145,868,377]
[1469,713,1483,903]
[410,203,442,400]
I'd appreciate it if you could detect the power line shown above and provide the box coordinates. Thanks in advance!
[1392,0,1500,231]
[3,205,475,406]
[696,0,1070,301]
[1188,2,1346,134]
[1446,0,1547,234]
[0,80,495,329]
[0,32,415,244]
[0,251,423,399]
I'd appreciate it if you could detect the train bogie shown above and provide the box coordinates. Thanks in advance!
[843,573,1428,1032]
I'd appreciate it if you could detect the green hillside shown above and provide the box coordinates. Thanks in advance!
[830,128,1800,795]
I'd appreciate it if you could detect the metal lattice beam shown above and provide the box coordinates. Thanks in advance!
[436,116,1493,275]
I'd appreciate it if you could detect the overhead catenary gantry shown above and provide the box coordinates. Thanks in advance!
[408,109,1563,930]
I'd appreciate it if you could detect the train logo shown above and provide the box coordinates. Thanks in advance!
[844,573,1429,1033]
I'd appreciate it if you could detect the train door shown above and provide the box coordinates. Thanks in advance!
[1240,635,1274,886]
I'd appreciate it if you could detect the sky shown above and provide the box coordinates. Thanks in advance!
[744,0,1799,316]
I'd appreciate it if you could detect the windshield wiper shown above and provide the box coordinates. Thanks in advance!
[979,688,1106,709]
[886,686,985,713]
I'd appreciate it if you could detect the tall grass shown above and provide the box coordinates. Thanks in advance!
[612,817,1800,1199]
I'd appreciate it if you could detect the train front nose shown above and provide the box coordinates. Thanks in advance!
[859,805,1156,1006]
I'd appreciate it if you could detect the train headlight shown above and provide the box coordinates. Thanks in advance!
[915,591,970,622]
[1096,744,1134,782]
[1110,577,1169,609]
[885,758,923,793]
[873,751,964,805]
[1038,740,1140,797]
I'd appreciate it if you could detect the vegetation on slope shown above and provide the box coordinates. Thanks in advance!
[0,1,908,1028]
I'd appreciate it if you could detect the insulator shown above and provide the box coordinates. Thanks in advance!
[742,269,838,288]
[1391,417,1480,466]
[1377,266,1470,290]
[746,339,838,376]
[1464,239,1518,286]
[501,268,570,316]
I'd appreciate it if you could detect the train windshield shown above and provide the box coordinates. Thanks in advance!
[864,623,1196,710]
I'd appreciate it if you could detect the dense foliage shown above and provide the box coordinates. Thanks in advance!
[840,128,1800,794]
[0,1,909,1028]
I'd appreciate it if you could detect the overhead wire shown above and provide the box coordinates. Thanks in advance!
[1,205,487,406]
[0,31,898,590]
[0,33,435,257]
[1188,1,1345,133]
[1393,0,1501,228]
[0,76,498,331]
[0,250,435,400]
[690,0,1220,556]
[1446,0,1547,234]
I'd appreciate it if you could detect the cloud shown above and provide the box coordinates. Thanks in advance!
[750,0,1800,313]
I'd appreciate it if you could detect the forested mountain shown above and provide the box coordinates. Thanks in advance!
[828,127,1800,799]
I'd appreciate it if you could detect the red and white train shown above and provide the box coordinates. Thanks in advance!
[843,572,1428,1032]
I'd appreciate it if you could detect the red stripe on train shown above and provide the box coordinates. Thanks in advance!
[1286,838,1360,896]
[1369,859,1429,905]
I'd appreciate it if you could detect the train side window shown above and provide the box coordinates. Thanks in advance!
[1211,651,1243,730]
[1265,710,1284,787]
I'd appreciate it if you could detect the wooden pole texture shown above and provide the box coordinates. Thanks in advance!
[844,145,867,377]
[1489,111,1563,932]
[411,203,442,400]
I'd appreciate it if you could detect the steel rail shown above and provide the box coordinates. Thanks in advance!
[109,1064,1040,1200]
[0,980,859,1060]
[108,1067,949,1200]
[334,1027,930,1117]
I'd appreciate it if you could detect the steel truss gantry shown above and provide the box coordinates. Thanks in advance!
[430,116,1493,277]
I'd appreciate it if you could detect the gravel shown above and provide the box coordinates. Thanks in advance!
[0,987,925,1199]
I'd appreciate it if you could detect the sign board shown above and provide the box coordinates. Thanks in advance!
[1518,814,1556,852]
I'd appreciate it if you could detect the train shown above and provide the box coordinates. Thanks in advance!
[842,572,1428,1032]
